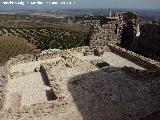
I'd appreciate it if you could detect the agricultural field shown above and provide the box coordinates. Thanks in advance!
[0,27,90,63]
[10,27,90,50]
[0,14,90,32]
[0,14,90,63]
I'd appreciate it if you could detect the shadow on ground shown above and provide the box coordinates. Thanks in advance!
[40,71,57,101]
[67,66,160,120]
[40,71,50,86]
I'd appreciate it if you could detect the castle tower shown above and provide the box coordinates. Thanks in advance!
[107,9,119,20]
[136,23,140,37]
[109,9,112,17]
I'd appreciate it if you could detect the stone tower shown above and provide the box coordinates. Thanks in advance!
[136,23,140,37]
[109,9,112,18]
[89,12,138,49]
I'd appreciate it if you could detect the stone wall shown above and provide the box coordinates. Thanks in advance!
[90,12,139,49]
[122,67,160,79]
[89,13,124,48]
[40,63,67,101]
[4,46,91,69]
[108,44,160,69]
[90,18,123,48]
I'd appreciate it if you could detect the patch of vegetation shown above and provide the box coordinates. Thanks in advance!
[0,37,38,63]
[15,27,90,50]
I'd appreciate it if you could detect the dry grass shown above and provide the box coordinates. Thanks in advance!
[0,36,38,63]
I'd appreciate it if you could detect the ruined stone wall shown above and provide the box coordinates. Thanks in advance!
[90,18,123,48]
[2,47,92,86]
[4,46,91,68]
[40,62,67,101]
[37,46,94,60]
[90,12,139,49]
[0,69,6,110]
[108,44,160,69]
[89,13,126,49]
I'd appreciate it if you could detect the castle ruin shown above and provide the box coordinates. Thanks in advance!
[0,11,160,120]
[90,10,140,48]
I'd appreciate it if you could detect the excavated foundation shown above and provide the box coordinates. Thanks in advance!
[1,47,160,120]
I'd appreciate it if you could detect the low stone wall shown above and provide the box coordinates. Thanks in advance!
[40,62,68,109]
[4,45,109,73]
[3,47,89,75]
[122,66,160,79]
[2,46,91,84]
[42,68,66,101]
[108,44,160,69]
[37,46,95,61]
[70,46,91,53]
[6,54,36,66]
[0,66,6,110]
[20,100,67,117]
[37,49,62,60]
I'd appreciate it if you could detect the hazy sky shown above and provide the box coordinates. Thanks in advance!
[0,0,160,10]
[76,0,160,9]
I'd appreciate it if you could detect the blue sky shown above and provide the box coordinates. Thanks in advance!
[0,0,160,10]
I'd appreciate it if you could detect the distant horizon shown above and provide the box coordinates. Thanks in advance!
[0,0,160,11]
[0,8,160,12]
